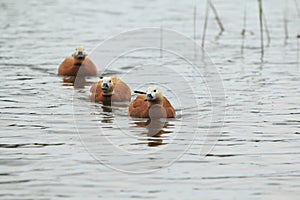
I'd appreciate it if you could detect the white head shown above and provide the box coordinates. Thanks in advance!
[145,85,163,102]
[101,76,114,95]
[72,45,87,59]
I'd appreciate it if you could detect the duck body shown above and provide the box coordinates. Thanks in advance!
[58,46,97,76]
[58,56,97,76]
[89,76,131,102]
[129,86,176,118]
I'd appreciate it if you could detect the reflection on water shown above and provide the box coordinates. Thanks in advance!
[93,99,175,147]
[61,76,94,88]
[100,103,114,124]
[132,119,174,147]
[101,103,113,113]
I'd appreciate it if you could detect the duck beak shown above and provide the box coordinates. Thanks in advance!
[77,51,84,59]
[102,83,109,91]
[145,93,153,101]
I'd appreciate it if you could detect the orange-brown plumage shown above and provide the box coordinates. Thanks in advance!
[129,86,176,118]
[89,76,131,102]
[58,46,97,76]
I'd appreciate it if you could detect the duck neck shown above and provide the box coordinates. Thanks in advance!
[73,56,85,66]
[148,98,163,106]
[102,90,114,97]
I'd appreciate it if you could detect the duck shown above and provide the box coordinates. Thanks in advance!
[58,46,98,76]
[89,76,131,103]
[128,85,176,118]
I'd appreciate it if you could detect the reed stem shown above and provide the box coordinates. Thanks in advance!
[258,0,264,60]
[202,0,210,48]
[241,2,247,56]
[208,0,224,32]
[284,1,289,45]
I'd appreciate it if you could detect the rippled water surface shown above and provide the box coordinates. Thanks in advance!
[1,0,300,199]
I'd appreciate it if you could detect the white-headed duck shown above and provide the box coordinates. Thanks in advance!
[129,85,176,118]
[89,76,131,102]
[58,46,97,76]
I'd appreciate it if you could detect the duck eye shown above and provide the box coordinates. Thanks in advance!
[153,89,157,92]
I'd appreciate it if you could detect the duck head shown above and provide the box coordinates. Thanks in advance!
[72,46,87,59]
[101,76,114,96]
[145,85,163,104]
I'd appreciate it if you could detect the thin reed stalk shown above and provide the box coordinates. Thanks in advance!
[241,2,247,56]
[208,0,224,33]
[258,0,264,60]
[263,12,271,47]
[284,1,289,45]
[201,0,210,48]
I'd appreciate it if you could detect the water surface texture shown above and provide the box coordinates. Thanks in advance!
[1,0,300,199]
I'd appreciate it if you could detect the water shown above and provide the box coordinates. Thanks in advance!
[1,0,300,199]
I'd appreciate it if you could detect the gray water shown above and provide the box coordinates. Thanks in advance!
[1,0,300,199]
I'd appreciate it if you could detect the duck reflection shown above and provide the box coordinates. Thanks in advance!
[61,76,94,88]
[100,102,114,124]
[100,102,129,124]
[133,119,173,147]
[101,101,113,112]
